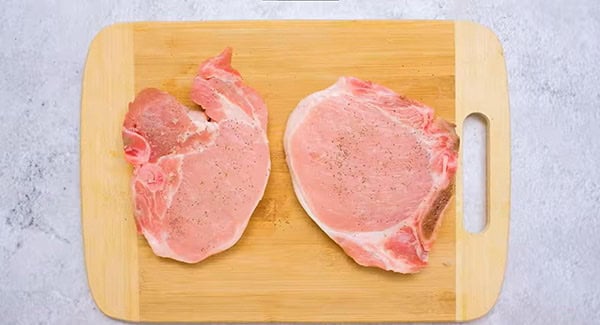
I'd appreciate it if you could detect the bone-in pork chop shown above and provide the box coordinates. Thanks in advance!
[122,48,270,263]
[284,77,458,273]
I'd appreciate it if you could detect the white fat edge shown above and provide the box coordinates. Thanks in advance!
[205,76,268,129]
[187,110,209,130]
[231,81,266,127]
[430,154,451,187]
[212,91,258,126]
[211,94,264,137]
[176,118,220,147]
[142,228,182,261]
[315,213,427,273]
[191,112,219,141]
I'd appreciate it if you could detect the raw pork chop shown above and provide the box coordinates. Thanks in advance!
[284,77,459,273]
[122,48,270,263]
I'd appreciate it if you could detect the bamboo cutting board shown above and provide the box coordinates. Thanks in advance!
[81,20,510,322]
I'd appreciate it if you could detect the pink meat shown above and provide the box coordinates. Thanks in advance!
[122,48,270,263]
[284,77,458,273]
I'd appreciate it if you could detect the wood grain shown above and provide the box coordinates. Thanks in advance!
[455,21,510,321]
[80,20,509,322]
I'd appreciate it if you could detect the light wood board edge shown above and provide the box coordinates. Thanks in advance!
[454,21,511,321]
[81,23,140,322]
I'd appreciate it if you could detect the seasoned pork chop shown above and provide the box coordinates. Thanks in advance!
[284,77,458,273]
[122,48,270,263]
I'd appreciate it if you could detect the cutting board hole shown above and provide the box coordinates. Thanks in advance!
[462,113,488,233]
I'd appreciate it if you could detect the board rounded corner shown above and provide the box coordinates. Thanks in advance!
[82,22,134,112]
[84,23,133,80]
[86,279,138,322]
[455,20,506,60]
[82,235,140,323]
[89,22,133,49]
[458,279,505,322]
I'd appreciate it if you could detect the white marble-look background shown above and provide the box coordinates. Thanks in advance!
[1,1,599,324]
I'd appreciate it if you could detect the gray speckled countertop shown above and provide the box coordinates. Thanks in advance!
[1,1,599,324]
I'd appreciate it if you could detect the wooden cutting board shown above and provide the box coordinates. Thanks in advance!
[81,20,510,323]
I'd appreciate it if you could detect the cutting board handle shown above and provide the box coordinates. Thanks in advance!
[454,21,511,321]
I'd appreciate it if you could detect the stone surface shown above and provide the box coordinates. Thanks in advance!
[1,0,599,324]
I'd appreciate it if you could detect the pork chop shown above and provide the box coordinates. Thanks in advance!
[284,77,459,273]
[122,48,270,263]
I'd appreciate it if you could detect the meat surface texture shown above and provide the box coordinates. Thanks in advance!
[122,48,270,263]
[284,77,459,273]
